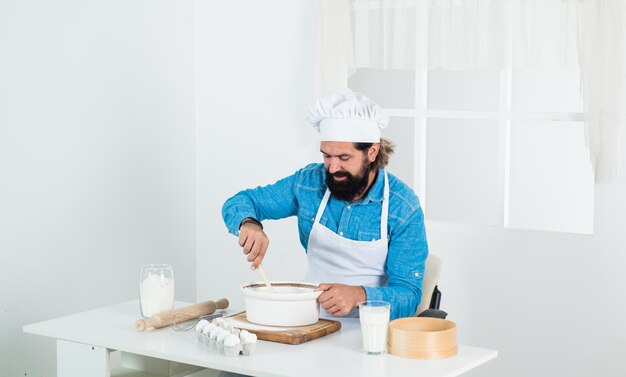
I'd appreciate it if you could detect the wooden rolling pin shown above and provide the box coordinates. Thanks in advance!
[135,298,229,331]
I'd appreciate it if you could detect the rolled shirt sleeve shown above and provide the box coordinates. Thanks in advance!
[222,173,300,236]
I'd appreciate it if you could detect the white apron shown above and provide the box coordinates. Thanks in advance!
[304,172,390,317]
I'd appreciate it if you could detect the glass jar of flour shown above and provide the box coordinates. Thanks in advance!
[139,264,175,318]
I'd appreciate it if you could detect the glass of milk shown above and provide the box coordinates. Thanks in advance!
[139,264,175,318]
[359,300,390,355]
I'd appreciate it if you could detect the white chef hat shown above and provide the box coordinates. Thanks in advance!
[307,88,389,143]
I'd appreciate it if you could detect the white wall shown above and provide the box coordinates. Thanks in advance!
[0,1,197,375]
[196,0,319,310]
[451,181,626,377]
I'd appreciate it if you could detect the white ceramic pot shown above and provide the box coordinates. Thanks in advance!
[241,282,322,327]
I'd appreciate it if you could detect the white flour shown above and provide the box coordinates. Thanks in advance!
[140,274,174,317]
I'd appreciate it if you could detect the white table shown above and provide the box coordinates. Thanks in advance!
[23,300,497,377]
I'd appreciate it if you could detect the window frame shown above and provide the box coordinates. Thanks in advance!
[354,68,591,234]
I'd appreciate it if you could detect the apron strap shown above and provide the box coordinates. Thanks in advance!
[381,171,389,240]
[315,189,331,224]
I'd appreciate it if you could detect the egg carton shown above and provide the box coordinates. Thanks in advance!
[195,317,257,357]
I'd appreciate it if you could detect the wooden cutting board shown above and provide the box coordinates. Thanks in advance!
[226,312,341,345]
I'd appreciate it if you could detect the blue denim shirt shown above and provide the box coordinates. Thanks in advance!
[222,163,428,319]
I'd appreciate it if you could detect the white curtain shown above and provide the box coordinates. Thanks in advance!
[315,0,626,181]
[579,0,626,181]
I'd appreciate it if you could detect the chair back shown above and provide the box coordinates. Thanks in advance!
[415,253,442,315]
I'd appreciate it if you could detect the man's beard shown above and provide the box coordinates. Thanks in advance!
[325,158,372,202]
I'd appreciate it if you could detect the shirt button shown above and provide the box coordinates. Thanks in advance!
[347,205,351,209]
[339,232,344,236]
[414,272,420,278]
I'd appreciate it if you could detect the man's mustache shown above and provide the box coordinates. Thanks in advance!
[331,171,351,178]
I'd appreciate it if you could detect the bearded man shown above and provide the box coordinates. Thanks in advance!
[222,89,428,320]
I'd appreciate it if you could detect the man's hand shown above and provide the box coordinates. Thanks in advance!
[238,221,269,270]
[315,283,366,317]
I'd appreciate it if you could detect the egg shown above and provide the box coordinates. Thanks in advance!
[209,326,222,340]
[223,334,241,347]
[202,323,216,335]
[223,334,242,357]
[239,330,251,340]
[240,333,258,356]
[216,330,230,343]
[241,332,257,344]
[195,319,209,333]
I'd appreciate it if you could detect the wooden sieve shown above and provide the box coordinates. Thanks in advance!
[387,317,458,359]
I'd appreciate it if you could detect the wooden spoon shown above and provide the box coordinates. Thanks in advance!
[257,263,274,293]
